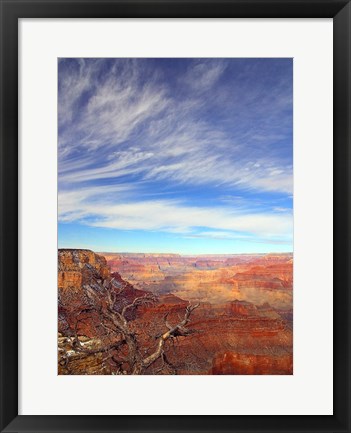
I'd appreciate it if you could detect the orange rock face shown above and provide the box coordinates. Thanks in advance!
[211,352,293,375]
[58,249,110,286]
[136,302,293,375]
[58,271,82,291]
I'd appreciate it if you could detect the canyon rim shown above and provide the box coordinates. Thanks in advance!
[58,58,293,375]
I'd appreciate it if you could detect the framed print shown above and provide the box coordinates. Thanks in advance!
[0,0,350,432]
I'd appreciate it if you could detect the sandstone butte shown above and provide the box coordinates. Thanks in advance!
[58,249,293,375]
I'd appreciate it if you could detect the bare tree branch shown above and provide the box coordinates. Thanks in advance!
[163,312,173,331]
[61,275,200,375]
[142,303,200,370]
[121,293,157,318]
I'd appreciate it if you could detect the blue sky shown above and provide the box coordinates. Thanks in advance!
[58,58,293,254]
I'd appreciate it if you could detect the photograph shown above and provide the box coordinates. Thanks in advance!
[57,57,293,375]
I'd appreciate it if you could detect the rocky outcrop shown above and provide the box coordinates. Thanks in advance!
[58,249,151,374]
[233,262,293,290]
[58,249,148,336]
[58,334,111,375]
[227,300,257,316]
[58,249,110,290]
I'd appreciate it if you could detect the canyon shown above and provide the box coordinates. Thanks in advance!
[58,249,293,375]
[103,252,293,308]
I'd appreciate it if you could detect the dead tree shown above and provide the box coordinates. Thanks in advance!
[59,281,199,375]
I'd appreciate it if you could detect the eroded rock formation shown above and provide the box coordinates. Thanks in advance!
[58,249,293,375]
[104,252,293,308]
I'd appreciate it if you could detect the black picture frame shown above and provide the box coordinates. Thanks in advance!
[1,1,350,432]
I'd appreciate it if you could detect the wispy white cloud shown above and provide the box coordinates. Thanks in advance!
[58,59,293,248]
[59,58,292,195]
[59,185,292,241]
[59,59,169,157]
[186,230,291,245]
[182,60,227,91]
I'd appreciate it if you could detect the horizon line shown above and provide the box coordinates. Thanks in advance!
[58,247,293,257]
